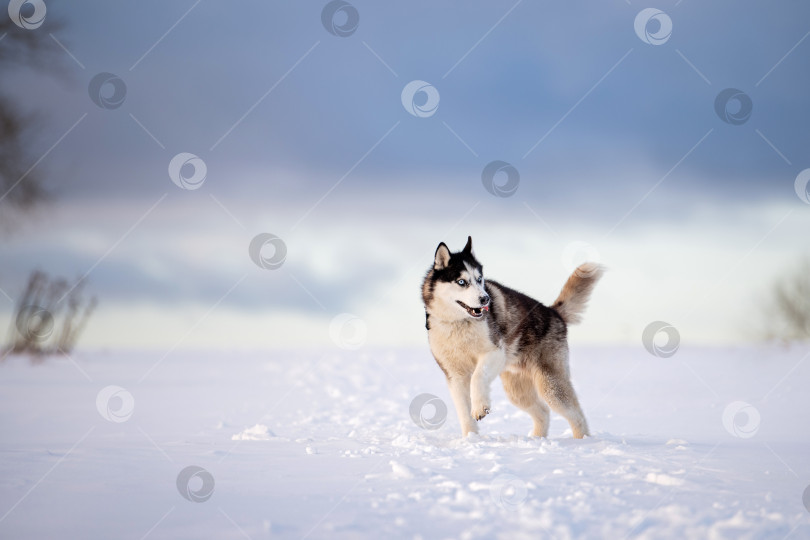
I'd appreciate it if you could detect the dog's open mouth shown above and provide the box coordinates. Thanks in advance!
[457,301,489,319]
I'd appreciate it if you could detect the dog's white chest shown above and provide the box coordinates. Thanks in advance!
[427,318,497,370]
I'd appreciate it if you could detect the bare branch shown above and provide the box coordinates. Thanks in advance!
[3,271,96,359]
[762,257,810,342]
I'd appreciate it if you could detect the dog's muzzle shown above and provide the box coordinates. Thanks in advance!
[456,300,490,319]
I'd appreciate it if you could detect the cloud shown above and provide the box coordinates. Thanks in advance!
[5,1,807,202]
[2,1,808,348]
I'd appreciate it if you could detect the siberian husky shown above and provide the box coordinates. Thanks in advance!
[421,237,603,438]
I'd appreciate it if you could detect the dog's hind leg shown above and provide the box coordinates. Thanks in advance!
[501,371,550,437]
[446,374,478,436]
[533,367,590,439]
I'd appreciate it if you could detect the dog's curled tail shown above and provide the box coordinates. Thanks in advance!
[551,263,605,325]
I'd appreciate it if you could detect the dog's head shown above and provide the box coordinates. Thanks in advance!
[423,236,491,321]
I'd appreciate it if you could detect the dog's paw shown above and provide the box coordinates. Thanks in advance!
[471,400,491,421]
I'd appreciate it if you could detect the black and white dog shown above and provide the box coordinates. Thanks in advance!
[422,237,603,438]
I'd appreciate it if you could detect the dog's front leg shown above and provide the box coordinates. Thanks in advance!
[470,349,506,421]
[446,374,478,436]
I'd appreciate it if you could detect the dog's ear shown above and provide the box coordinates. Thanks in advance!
[434,242,451,270]
[462,236,474,257]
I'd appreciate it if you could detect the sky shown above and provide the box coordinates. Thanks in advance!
[1,0,809,349]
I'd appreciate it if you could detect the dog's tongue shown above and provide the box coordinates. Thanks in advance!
[483,306,490,312]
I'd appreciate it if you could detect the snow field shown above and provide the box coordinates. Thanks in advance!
[1,345,809,539]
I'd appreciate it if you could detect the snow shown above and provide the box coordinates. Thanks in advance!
[231,424,277,441]
[1,345,809,539]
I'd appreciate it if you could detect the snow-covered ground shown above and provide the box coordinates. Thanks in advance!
[1,345,809,539]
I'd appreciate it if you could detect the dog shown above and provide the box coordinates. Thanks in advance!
[421,236,603,438]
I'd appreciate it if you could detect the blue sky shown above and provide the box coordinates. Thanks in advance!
[1,0,809,348]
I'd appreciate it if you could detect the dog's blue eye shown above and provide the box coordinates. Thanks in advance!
[457,279,466,286]
[476,277,483,284]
